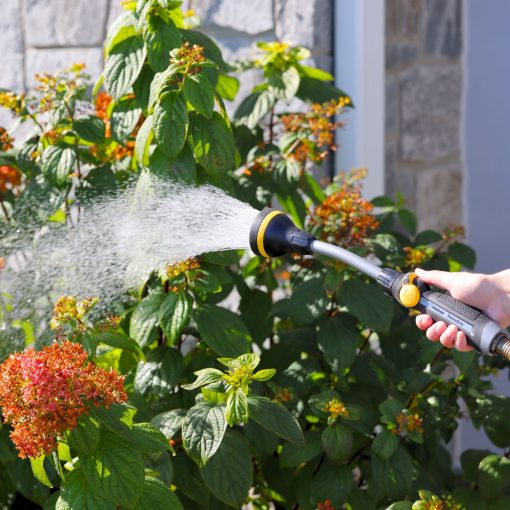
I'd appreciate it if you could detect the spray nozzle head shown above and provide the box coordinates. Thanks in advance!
[249,208,316,258]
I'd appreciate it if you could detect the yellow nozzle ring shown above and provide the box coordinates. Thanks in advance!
[257,210,283,258]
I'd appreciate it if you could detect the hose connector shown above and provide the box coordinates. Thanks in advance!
[249,208,316,258]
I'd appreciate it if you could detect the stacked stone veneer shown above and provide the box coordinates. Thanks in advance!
[385,0,463,231]
[0,0,333,117]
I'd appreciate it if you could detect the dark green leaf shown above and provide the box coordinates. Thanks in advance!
[414,230,443,245]
[68,414,100,454]
[240,289,272,344]
[129,289,164,347]
[145,17,182,72]
[73,116,105,143]
[182,402,227,467]
[371,429,399,460]
[56,469,112,510]
[297,77,350,105]
[104,36,146,100]
[80,431,145,508]
[181,29,228,71]
[89,403,136,436]
[201,431,253,507]
[131,423,169,454]
[159,291,192,345]
[151,409,187,439]
[195,304,251,357]
[134,345,183,398]
[188,112,236,176]
[110,98,142,143]
[184,74,215,118]
[133,63,155,111]
[134,476,184,510]
[92,330,143,358]
[371,446,413,499]
[309,463,352,508]
[321,424,353,462]
[248,396,304,446]
[448,242,477,269]
[288,278,327,326]
[397,209,417,235]
[279,431,322,468]
[478,455,510,501]
[461,449,493,481]
[317,314,359,374]
[234,90,276,129]
[339,280,394,333]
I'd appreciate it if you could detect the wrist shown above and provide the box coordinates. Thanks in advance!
[489,270,510,325]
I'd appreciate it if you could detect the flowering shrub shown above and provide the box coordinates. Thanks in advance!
[0,1,509,510]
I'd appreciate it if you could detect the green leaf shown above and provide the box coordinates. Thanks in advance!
[195,304,251,357]
[42,145,76,187]
[226,388,248,426]
[251,368,276,381]
[371,429,399,460]
[134,345,183,398]
[397,209,417,235]
[297,77,351,105]
[414,230,443,245]
[80,431,145,508]
[216,73,240,101]
[201,431,253,507]
[68,414,100,454]
[184,74,215,118]
[321,424,353,462]
[153,91,188,159]
[461,449,493,481]
[130,289,164,347]
[131,423,169,454]
[30,456,53,488]
[188,112,236,176]
[268,66,300,100]
[92,330,144,358]
[279,431,323,468]
[56,469,112,510]
[234,90,275,129]
[379,399,403,424]
[134,476,184,510]
[135,114,154,166]
[182,367,224,390]
[339,280,394,333]
[288,278,327,326]
[104,36,146,100]
[73,116,105,143]
[151,409,187,439]
[239,289,273,345]
[145,17,182,72]
[110,98,142,143]
[371,446,413,499]
[182,402,227,467]
[478,455,510,501]
[448,242,476,269]
[309,463,352,508]
[317,314,359,374]
[159,292,192,345]
[299,65,334,81]
[247,396,304,446]
[386,503,413,510]
[89,403,136,436]
[181,29,229,71]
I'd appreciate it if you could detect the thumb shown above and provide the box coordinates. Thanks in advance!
[415,268,454,291]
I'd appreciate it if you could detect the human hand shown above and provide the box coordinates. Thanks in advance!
[414,268,510,352]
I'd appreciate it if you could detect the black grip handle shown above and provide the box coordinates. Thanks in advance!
[416,289,508,356]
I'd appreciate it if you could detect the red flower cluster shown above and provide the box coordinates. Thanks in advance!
[0,127,14,152]
[0,341,127,458]
[0,165,21,193]
[317,499,335,510]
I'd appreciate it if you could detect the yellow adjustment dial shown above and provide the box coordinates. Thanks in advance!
[399,283,421,308]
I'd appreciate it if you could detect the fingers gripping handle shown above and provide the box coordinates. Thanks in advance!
[416,290,510,359]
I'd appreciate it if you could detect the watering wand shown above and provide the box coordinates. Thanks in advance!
[249,208,510,362]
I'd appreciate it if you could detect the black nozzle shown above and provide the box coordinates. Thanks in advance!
[249,208,316,258]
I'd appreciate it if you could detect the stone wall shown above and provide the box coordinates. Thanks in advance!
[0,0,333,123]
[385,0,463,231]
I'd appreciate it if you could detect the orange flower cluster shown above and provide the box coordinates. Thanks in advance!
[0,92,23,114]
[316,499,335,510]
[243,156,270,176]
[0,165,21,193]
[273,386,293,404]
[0,257,6,270]
[172,42,206,72]
[323,398,349,420]
[167,258,200,279]
[0,341,127,458]
[93,91,138,161]
[0,128,14,151]
[309,171,378,248]
[403,246,433,267]
[281,97,350,163]
[395,411,424,435]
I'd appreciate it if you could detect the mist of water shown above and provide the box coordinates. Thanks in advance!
[0,175,260,314]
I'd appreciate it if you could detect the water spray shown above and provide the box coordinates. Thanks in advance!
[250,208,510,362]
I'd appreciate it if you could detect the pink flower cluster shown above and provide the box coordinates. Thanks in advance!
[0,341,127,458]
